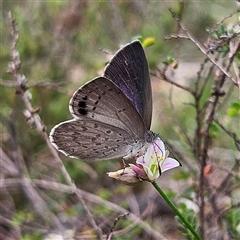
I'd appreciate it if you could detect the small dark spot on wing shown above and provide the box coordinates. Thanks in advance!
[78,101,86,108]
[118,108,126,113]
[78,108,88,115]
[78,101,88,115]
[81,126,88,131]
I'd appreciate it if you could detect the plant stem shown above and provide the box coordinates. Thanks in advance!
[152,181,201,240]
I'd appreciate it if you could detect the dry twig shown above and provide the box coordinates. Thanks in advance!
[7,11,104,239]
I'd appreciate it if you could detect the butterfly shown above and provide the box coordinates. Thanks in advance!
[50,41,158,162]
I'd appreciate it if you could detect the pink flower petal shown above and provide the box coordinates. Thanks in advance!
[161,158,180,173]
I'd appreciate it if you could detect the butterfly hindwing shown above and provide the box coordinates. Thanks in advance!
[50,119,136,161]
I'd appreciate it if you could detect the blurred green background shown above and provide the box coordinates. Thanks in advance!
[1,0,238,145]
[1,1,239,239]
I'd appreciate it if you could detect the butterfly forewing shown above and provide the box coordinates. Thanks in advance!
[69,77,145,138]
[104,41,152,129]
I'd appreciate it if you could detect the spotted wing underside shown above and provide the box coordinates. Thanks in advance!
[50,77,146,161]
[50,119,136,161]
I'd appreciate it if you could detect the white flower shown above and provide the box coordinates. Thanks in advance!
[108,138,181,184]
[136,138,180,182]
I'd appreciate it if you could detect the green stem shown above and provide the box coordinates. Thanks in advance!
[152,181,201,240]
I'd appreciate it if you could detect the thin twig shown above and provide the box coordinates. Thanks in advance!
[168,8,239,239]
[7,11,104,240]
[0,79,72,95]
[214,118,240,151]
[168,8,237,86]
[216,202,240,220]
[3,106,65,232]
[1,178,168,240]
[216,7,240,25]
[106,213,129,240]
[152,69,196,96]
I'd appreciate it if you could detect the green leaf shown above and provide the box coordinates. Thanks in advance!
[219,24,226,35]
[209,123,219,138]
[227,101,240,117]
[162,56,178,69]
[173,170,191,180]
[225,209,240,239]
[165,189,177,198]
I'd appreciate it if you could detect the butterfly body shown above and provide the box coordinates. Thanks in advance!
[50,41,157,162]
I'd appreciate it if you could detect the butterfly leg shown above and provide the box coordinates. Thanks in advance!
[121,158,127,168]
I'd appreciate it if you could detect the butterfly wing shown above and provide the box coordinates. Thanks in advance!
[104,41,152,130]
[50,119,138,161]
[69,77,145,137]
[50,77,146,161]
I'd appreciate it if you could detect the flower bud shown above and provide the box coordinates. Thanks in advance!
[107,167,143,185]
